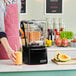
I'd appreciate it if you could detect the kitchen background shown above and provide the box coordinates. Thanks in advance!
[20,0,76,34]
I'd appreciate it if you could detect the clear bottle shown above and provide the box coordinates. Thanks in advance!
[53,18,56,31]
[47,18,53,40]
[56,18,60,39]
[53,18,57,41]
[59,18,64,31]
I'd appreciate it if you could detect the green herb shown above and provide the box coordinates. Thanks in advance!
[18,49,23,52]
[60,31,73,39]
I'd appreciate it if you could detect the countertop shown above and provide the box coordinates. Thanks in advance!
[1,60,76,72]
[0,47,76,72]
[47,46,76,51]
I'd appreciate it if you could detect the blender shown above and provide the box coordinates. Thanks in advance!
[20,20,48,65]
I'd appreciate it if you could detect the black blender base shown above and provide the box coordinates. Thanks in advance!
[23,46,48,65]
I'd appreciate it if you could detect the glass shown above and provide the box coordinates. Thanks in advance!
[14,52,22,65]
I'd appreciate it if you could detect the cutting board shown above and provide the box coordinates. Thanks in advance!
[51,58,76,65]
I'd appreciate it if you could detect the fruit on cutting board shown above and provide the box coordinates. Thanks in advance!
[54,51,71,62]
[62,38,69,47]
[55,38,62,46]
[54,51,62,61]
[58,54,71,62]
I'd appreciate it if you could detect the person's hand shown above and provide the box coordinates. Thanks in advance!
[6,48,16,62]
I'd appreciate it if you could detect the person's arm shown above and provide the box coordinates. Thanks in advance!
[0,1,16,62]
[0,38,16,62]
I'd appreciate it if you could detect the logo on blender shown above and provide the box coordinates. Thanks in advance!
[50,0,58,2]
[40,60,47,63]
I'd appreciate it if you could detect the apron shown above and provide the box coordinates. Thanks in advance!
[0,3,20,59]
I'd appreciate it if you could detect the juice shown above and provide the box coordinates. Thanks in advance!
[29,32,40,42]
[14,52,22,65]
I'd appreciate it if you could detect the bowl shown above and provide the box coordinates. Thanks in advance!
[70,42,76,47]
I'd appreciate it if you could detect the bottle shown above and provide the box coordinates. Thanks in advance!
[47,18,53,41]
[48,29,53,40]
[54,18,59,40]
[59,18,64,31]
[56,31,60,39]
[53,18,56,32]
[53,18,56,41]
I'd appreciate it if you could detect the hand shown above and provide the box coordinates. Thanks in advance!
[6,48,16,62]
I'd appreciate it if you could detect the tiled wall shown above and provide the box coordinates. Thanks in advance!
[20,0,76,33]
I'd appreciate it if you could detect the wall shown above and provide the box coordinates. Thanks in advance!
[20,0,76,34]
